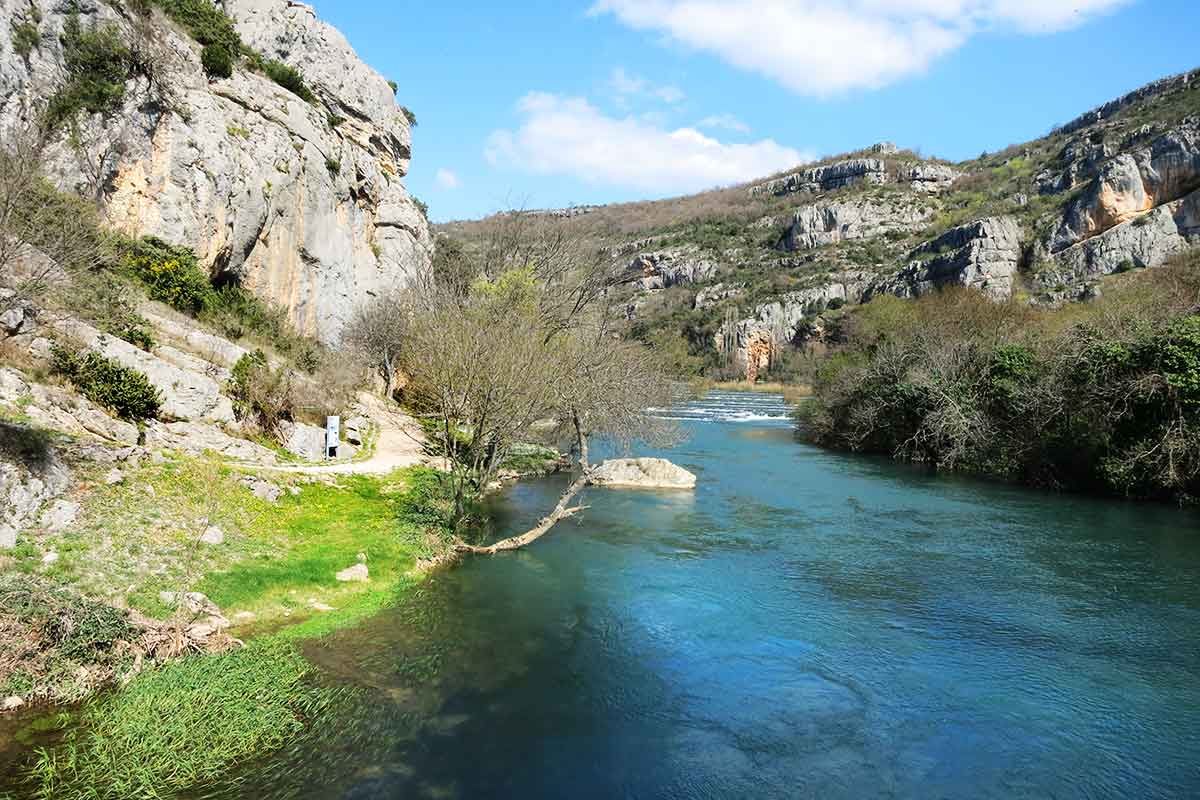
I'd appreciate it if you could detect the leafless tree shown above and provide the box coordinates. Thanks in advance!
[342,290,410,399]
[0,118,113,337]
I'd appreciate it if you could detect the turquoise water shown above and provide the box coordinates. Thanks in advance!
[188,391,1200,799]
[13,391,1198,798]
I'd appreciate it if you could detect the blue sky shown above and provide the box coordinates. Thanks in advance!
[308,1,1199,222]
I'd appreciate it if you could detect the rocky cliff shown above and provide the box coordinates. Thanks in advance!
[442,68,1199,378]
[0,0,430,343]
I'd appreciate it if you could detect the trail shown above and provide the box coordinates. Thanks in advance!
[264,397,431,476]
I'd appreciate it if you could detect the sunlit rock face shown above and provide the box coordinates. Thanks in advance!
[0,0,432,344]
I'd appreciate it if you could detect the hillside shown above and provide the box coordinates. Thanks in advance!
[0,0,431,343]
[439,69,1200,381]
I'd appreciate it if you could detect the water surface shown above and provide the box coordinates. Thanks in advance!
[104,394,1200,796]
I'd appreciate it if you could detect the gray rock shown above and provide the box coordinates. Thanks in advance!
[0,525,15,550]
[1048,118,1200,252]
[0,0,432,345]
[200,525,225,545]
[104,469,125,485]
[42,551,58,565]
[280,421,328,461]
[143,421,278,463]
[58,320,234,423]
[1037,188,1200,289]
[628,249,719,291]
[694,283,745,310]
[2,696,24,712]
[27,337,54,361]
[877,216,1021,300]
[344,416,367,446]
[590,458,697,489]
[243,477,283,502]
[41,500,80,532]
[0,307,25,335]
[779,198,932,251]
[335,563,370,582]
[749,153,961,197]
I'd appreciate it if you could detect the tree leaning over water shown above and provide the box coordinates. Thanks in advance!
[383,212,677,550]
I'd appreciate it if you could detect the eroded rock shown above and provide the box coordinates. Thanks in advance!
[590,458,697,489]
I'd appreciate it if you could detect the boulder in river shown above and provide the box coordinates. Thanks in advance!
[589,458,697,489]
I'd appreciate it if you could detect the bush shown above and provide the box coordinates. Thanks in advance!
[401,105,417,126]
[248,54,317,103]
[46,13,135,127]
[227,350,295,435]
[150,0,242,55]
[200,42,234,78]
[803,260,1200,502]
[51,344,161,421]
[11,19,39,59]
[122,237,214,314]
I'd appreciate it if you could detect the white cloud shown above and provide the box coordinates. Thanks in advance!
[609,67,686,105]
[698,114,751,133]
[485,92,808,194]
[435,168,461,190]
[590,0,1130,95]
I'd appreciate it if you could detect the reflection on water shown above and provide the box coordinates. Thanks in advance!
[104,394,1200,797]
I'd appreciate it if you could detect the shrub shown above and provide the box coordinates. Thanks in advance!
[200,42,234,79]
[51,344,161,421]
[46,14,135,127]
[401,105,417,126]
[150,0,242,55]
[325,157,341,176]
[122,237,214,314]
[249,54,317,103]
[11,18,39,59]
[227,350,295,435]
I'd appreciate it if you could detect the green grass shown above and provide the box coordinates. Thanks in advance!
[31,640,341,800]
[19,465,458,800]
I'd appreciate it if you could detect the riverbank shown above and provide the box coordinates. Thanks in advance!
[698,379,813,404]
[0,460,460,799]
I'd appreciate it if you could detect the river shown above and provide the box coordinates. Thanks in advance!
[20,391,1200,798]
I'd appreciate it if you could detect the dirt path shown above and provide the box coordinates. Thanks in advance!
[264,397,431,476]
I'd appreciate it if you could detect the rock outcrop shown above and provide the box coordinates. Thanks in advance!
[590,458,697,489]
[1036,189,1200,290]
[1048,119,1200,252]
[59,320,236,424]
[0,0,431,344]
[628,249,719,291]
[779,198,933,251]
[749,148,961,198]
[877,217,1022,301]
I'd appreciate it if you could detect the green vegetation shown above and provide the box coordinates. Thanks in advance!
[50,344,161,421]
[246,52,318,103]
[401,105,417,126]
[802,253,1200,502]
[147,0,317,100]
[0,574,139,703]
[11,17,40,60]
[200,41,233,78]
[31,640,339,800]
[121,236,213,314]
[11,463,457,799]
[46,13,135,128]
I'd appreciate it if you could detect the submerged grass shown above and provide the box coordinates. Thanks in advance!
[16,464,459,800]
[30,641,340,800]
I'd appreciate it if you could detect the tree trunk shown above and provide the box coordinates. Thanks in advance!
[455,471,590,555]
[456,414,591,555]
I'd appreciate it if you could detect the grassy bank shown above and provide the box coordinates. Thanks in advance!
[1,461,458,800]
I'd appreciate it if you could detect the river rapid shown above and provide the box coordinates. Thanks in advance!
[19,391,1200,798]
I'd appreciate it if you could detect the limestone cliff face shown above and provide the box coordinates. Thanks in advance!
[0,0,431,344]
